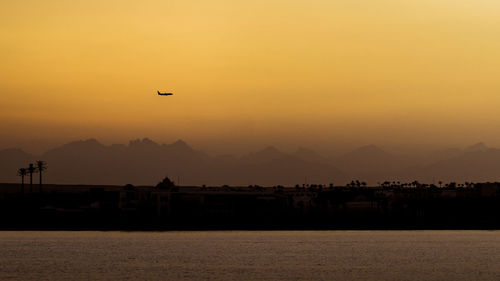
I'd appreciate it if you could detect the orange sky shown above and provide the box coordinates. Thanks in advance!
[1,0,500,154]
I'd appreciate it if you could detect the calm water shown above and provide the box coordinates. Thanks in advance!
[0,231,499,280]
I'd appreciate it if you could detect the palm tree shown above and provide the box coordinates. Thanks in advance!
[28,163,36,193]
[36,160,47,193]
[17,168,27,194]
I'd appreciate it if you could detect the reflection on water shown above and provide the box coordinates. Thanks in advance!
[0,231,499,280]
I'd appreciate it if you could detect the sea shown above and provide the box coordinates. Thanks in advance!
[0,231,499,280]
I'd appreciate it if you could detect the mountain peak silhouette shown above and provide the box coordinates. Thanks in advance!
[464,142,488,153]
[49,139,104,153]
[4,138,500,186]
[129,138,160,148]
[241,146,286,164]
[167,139,193,152]
[75,138,101,145]
[253,146,281,156]
[171,139,188,147]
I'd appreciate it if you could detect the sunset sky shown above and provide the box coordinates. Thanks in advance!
[1,0,500,154]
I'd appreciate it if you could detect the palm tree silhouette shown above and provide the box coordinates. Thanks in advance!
[36,161,47,193]
[28,163,36,193]
[17,168,27,194]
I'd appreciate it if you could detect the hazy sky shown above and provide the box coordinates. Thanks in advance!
[1,0,500,154]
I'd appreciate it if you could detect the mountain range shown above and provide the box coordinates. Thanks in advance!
[1,139,499,186]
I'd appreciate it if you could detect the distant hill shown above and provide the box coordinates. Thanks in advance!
[235,146,344,186]
[0,148,35,183]
[41,138,210,186]
[0,138,344,186]
[3,139,500,186]
[293,147,329,164]
[331,145,418,183]
[401,146,500,183]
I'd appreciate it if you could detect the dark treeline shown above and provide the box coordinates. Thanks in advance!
[0,179,499,230]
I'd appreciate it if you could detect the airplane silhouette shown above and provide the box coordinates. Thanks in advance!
[157,91,173,96]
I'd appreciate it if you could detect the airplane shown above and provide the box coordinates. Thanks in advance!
[157,91,173,96]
